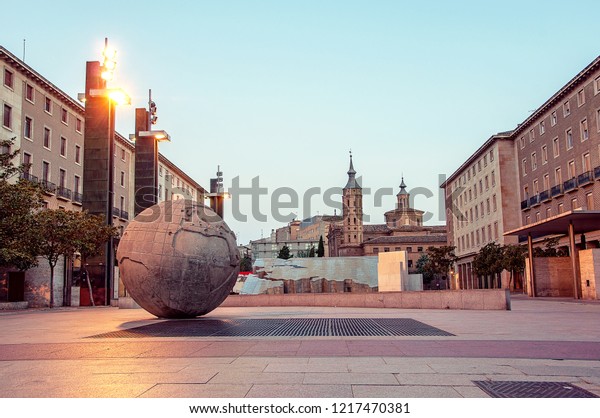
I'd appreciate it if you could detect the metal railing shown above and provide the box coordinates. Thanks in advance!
[577,170,593,186]
[73,192,83,204]
[539,190,550,202]
[57,186,72,200]
[551,184,563,197]
[40,179,56,194]
[563,177,577,192]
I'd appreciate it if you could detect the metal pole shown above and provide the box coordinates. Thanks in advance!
[527,234,535,297]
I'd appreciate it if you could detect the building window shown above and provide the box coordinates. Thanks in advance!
[525,215,530,225]
[539,120,545,135]
[44,97,52,113]
[529,129,535,142]
[577,89,585,106]
[555,167,562,186]
[491,171,496,186]
[531,152,537,171]
[543,174,550,191]
[558,203,564,213]
[120,171,125,187]
[581,119,589,141]
[59,169,66,188]
[42,161,50,182]
[373,247,379,254]
[43,127,51,148]
[541,145,548,164]
[74,175,80,194]
[2,104,12,129]
[553,137,560,157]
[485,175,489,189]
[586,192,594,210]
[583,152,591,172]
[24,116,32,139]
[535,212,541,222]
[60,137,67,157]
[76,118,82,133]
[120,196,125,212]
[61,108,68,124]
[522,158,527,176]
[25,84,34,102]
[475,206,479,219]
[3,69,14,88]
[546,207,551,218]
[568,160,576,179]
[75,145,81,164]
[533,179,539,195]
[563,100,570,117]
[493,222,498,240]
[481,227,486,242]
[486,198,490,214]
[22,153,31,175]
[571,198,578,210]
[551,110,557,126]
[492,194,497,212]
[483,154,488,167]
[520,136,525,149]
[566,129,573,150]
[121,148,126,161]
[595,76,600,95]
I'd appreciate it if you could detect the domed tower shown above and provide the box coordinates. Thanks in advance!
[339,152,364,256]
[384,177,424,228]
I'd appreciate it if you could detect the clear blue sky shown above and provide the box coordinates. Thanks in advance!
[3,0,599,243]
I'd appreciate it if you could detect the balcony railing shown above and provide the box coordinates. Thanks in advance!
[120,210,129,220]
[521,199,529,210]
[563,177,577,192]
[73,192,83,204]
[578,171,593,186]
[594,165,600,180]
[112,207,121,217]
[112,208,129,220]
[529,195,540,207]
[40,179,56,194]
[20,172,39,184]
[57,186,72,200]
[551,184,563,197]
[539,189,551,202]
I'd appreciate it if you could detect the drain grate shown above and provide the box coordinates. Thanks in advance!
[88,318,454,338]
[473,381,598,398]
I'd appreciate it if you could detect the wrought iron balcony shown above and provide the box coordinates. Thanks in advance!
[529,195,540,207]
[521,199,529,210]
[73,192,83,204]
[40,179,56,194]
[120,210,129,220]
[577,171,593,186]
[57,186,72,200]
[112,207,121,217]
[563,177,577,193]
[539,190,551,202]
[20,172,39,184]
[551,184,563,197]
[594,166,600,180]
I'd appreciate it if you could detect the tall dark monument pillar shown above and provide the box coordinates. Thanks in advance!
[134,107,157,216]
[82,60,116,306]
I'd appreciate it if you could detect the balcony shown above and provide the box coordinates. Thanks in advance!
[40,180,56,195]
[595,166,600,180]
[563,177,577,193]
[539,189,551,202]
[73,192,83,205]
[112,207,121,217]
[578,171,594,186]
[56,186,72,201]
[120,210,129,220]
[551,184,563,197]
[521,199,529,210]
[20,172,39,184]
[529,194,540,207]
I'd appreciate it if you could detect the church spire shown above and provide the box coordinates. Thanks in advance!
[344,150,361,189]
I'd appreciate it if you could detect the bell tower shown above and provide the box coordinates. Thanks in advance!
[339,151,364,256]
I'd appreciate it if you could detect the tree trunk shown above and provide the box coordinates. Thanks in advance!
[49,264,54,308]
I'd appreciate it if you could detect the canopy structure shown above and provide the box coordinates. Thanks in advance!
[504,210,600,299]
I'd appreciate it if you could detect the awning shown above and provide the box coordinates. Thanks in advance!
[504,210,600,239]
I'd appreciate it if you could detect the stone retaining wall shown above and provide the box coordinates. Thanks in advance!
[222,289,511,310]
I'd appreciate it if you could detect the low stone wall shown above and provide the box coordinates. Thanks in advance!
[0,301,29,310]
[222,289,511,310]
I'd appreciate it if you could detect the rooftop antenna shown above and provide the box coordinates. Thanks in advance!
[22,39,26,62]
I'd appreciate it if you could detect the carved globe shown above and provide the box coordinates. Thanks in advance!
[117,199,240,318]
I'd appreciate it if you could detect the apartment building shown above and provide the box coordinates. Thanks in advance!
[441,133,521,289]
[516,56,600,251]
[1,45,205,307]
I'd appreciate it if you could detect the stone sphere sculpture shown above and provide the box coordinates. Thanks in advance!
[116,199,240,318]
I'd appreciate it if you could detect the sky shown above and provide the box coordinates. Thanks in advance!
[2,0,600,244]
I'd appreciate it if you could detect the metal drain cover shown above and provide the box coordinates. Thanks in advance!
[473,381,598,398]
[89,318,454,338]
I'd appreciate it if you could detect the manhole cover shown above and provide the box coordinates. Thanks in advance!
[473,381,598,398]
[88,318,454,338]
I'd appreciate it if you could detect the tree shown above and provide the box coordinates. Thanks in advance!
[35,210,117,307]
[503,244,527,289]
[0,137,44,271]
[472,242,505,288]
[532,237,568,257]
[317,236,325,257]
[240,255,253,272]
[308,246,316,258]
[415,254,434,285]
[425,246,457,278]
[277,245,292,260]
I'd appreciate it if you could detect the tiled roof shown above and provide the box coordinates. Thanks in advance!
[363,224,392,233]
[364,235,447,245]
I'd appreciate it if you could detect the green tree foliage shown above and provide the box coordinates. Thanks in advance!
[34,210,117,307]
[240,255,253,272]
[415,254,434,284]
[277,245,292,260]
[424,246,457,278]
[503,244,528,288]
[532,237,568,257]
[317,236,325,257]
[0,137,44,270]
[472,242,505,287]
[309,246,316,258]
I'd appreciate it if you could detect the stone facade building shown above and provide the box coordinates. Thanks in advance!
[328,155,447,272]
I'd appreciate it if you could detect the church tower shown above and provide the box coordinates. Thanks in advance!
[384,177,424,227]
[339,152,364,256]
[397,177,409,210]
